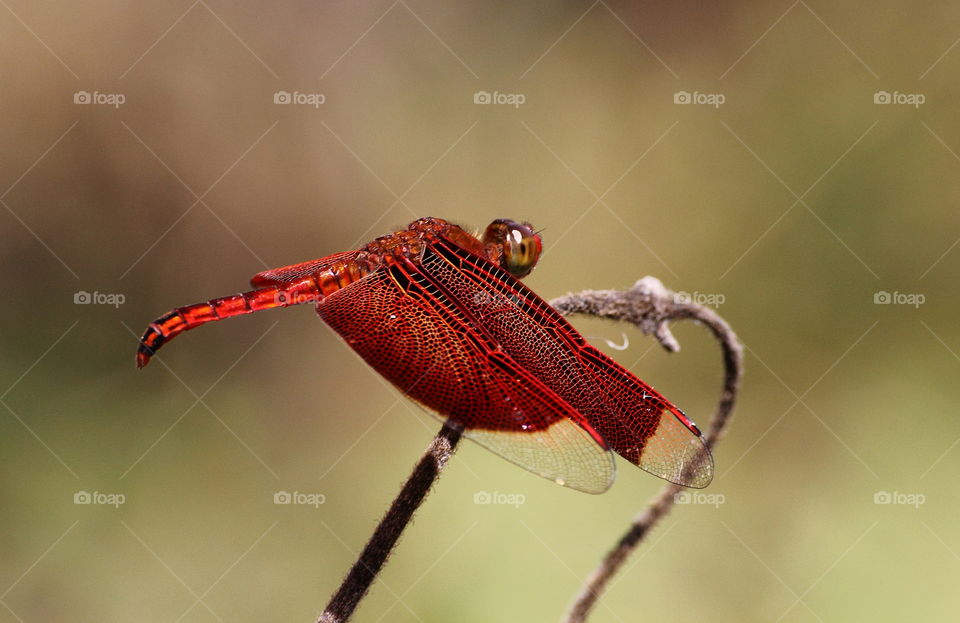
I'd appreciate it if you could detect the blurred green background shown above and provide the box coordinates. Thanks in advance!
[2,1,959,621]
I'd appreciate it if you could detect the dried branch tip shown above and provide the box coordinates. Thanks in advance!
[549,276,682,352]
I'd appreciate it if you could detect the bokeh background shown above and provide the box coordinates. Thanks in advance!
[2,1,959,621]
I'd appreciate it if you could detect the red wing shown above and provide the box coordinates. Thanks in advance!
[426,238,713,488]
[250,251,359,287]
[315,263,616,494]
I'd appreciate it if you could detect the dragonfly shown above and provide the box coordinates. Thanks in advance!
[136,217,712,493]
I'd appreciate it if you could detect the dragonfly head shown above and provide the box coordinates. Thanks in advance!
[482,219,543,278]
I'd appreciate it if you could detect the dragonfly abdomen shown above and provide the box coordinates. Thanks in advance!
[136,258,378,368]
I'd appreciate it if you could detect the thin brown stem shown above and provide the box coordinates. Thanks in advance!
[552,277,743,623]
[318,421,463,623]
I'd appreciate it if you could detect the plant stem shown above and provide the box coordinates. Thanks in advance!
[317,421,462,623]
[555,278,743,623]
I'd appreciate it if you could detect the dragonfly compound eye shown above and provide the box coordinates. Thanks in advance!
[483,219,543,278]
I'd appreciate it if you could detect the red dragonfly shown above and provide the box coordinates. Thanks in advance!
[137,217,712,493]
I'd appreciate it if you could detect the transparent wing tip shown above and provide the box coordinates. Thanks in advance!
[640,423,715,489]
[677,438,714,489]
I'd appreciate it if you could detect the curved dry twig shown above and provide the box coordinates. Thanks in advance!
[551,277,743,623]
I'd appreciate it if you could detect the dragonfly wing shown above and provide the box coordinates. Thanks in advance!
[250,251,359,287]
[465,416,615,493]
[426,237,713,488]
[466,350,615,493]
[316,266,615,494]
[575,345,713,487]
